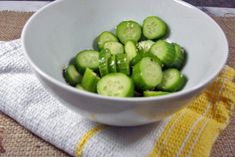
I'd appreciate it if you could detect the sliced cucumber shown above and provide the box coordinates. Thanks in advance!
[97,31,118,50]
[171,43,185,70]
[137,40,155,53]
[76,84,84,90]
[125,40,138,62]
[130,52,143,66]
[150,40,175,67]
[132,57,163,90]
[81,68,100,93]
[108,55,117,73]
[116,53,130,75]
[143,16,168,40]
[116,20,142,44]
[103,41,124,55]
[144,91,170,97]
[99,49,111,77]
[158,68,187,92]
[131,51,163,67]
[97,73,134,97]
[75,50,99,73]
[64,64,82,86]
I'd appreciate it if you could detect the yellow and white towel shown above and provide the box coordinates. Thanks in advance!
[0,40,235,157]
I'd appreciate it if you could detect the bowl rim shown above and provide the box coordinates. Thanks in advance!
[21,0,229,102]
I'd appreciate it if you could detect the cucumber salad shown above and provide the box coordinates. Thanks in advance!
[63,16,187,98]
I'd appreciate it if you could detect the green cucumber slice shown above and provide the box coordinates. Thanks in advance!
[171,43,185,70]
[97,73,134,97]
[75,50,99,73]
[143,16,168,40]
[125,40,138,62]
[137,40,155,53]
[64,64,82,86]
[97,31,118,50]
[108,55,117,73]
[131,51,163,67]
[132,57,163,90]
[150,40,175,67]
[130,52,143,66]
[103,41,124,55]
[158,68,187,92]
[76,84,84,90]
[81,68,100,92]
[116,53,130,75]
[144,91,170,97]
[116,20,142,44]
[99,50,111,77]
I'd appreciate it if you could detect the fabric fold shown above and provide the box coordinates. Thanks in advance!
[0,40,234,157]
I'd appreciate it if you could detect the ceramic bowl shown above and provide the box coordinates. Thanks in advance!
[22,0,228,126]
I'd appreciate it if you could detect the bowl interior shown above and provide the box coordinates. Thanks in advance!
[23,0,228,92]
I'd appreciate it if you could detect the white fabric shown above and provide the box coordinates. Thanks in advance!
[0,40,97,156]
[0,40,172,157]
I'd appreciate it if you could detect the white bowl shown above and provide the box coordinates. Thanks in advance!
[22,0,228,126]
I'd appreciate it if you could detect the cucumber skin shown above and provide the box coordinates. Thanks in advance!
[150,40,175,67]
[132,62,151,90]
[97,73,134,97]
[144,91,170,97]
[176,75,187,91]
[64,65,82,86]
[99,50,111,77]
[81,68,100,93]
[108,55,117,73]
[171,43,185,70]
[132,57,162,90]
[116,54,130,75]
[97,31,118,50]
[75,50,99,74]
[116,20,142,44]
[131,51,163,67]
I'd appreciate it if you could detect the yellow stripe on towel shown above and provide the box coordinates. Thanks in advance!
[76,125,105,157]
[73,66,235,157]
[148,66,235,157]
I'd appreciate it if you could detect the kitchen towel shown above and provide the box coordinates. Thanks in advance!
[0,40,235,157]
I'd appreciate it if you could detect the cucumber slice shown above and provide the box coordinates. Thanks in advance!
[137,40,155,53]
[76,84,84,90]
[108,55,117,73]
[116,53,130,75]
[158,68,187,92]
[130,52,143,66]
[144,91,170,97]
[132,57,163,90]
[75,50,99,73]
[171,43,185,70]
[81,68,100,93]
[116,20,142,44]
[103,41,124,55]
[131,51,163,67]
[143,16,168,40]
[99,50,111,77]
[124,40,138,62]
[150,40,175,67]
[97,31,118,50]
[64,64,82,86]
[97,73,134,97]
